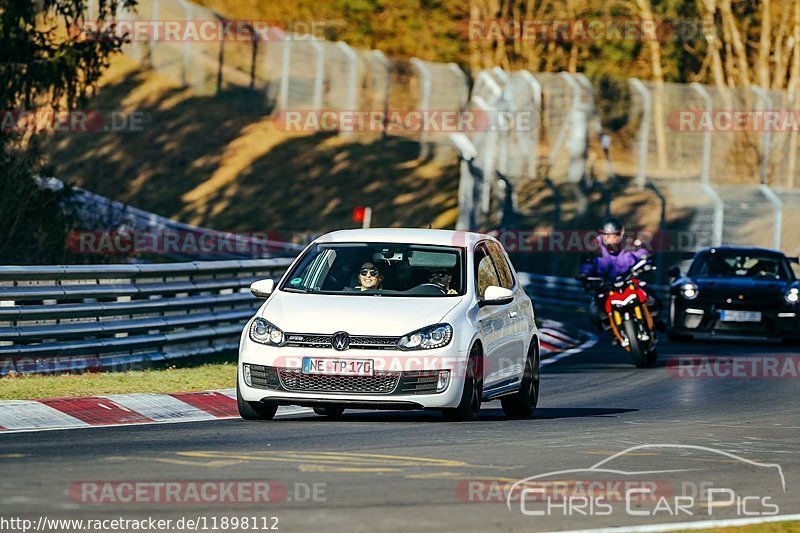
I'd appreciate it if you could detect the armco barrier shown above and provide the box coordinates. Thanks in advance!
[0,264,664,376]
[519,272,669,314]
[0,259,294,375]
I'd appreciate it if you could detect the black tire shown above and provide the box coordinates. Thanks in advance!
[623,320,648,368]
[443,348,483,421]
[237,382,278,420]
[313,406,345,417]
[501,345,539,418]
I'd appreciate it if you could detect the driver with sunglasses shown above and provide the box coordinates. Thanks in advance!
[354,262,384,291]
[429,269,458,294]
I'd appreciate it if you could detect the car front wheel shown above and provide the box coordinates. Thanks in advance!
[443,348,483,421]
[237,382,278,420]
[501,346,539,418]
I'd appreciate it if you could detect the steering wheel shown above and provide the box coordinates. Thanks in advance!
[413,282,447,295]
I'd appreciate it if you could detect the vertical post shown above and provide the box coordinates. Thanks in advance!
[702,183,724,247]
[760,184,783,249]
[150,0,160,67]
[629,78,651,191]
[410,58,431,159]
[691,82,713,185]
[370,50,391,140]
[645,182,667,284]
[448,63,469,110]
[750,86,772,185]
[450,133,478,230]
[544,178,562,275]
[336,42,359,111]
[277,36,291,112]
[311,41,324,111]
[520,71,542,180]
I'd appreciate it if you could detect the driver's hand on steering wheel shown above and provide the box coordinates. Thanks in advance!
[447,288,457,295]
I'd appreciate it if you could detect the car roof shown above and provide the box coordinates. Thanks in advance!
[314,228,490,248]
[694,246,787,257]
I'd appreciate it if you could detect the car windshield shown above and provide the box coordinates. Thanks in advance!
[689,251,794,281]
[279,242,466,296]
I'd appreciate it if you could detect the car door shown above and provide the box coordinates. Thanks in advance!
[486,240,527,371]
[473,242,517,393]
[486,241,528,383]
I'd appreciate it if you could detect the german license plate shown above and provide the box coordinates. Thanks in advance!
[302,357,374,376]
[720,310,762,322]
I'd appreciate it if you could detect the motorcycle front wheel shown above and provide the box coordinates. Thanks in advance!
[623,319,650,368]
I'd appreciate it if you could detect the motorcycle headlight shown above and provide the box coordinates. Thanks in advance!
[249,317,285,346]
[397,324,453,351]
[786,287,799,303]
[681,282,699,300]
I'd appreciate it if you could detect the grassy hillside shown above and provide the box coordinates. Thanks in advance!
[42,56,460,233]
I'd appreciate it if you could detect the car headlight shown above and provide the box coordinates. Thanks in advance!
[397,323,453,351]
[681,282,699,300]
[249,317,285,346]
[786,287,799,303]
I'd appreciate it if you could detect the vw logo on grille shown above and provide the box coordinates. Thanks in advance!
[332,331,350,351]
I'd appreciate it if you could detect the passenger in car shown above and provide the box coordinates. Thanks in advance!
[429,268,458,294]
[355,262,384,291]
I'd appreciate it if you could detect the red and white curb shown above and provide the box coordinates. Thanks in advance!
[0,324,592,434]
[0,390,310,434]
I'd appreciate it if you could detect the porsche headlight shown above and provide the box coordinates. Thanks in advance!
[786,287,799,304]
[681,282,699,300]
[249,317,285,346]
[397,324,453,351]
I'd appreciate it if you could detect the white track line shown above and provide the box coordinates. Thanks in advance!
[541,332,598,367]
[559,512,800,533]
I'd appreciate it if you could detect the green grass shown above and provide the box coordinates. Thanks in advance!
[0,361,237,401]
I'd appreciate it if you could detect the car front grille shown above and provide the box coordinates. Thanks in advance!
[277,369,401,394]
[284,333,400,350]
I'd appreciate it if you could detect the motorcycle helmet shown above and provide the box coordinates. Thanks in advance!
[599,216,625,254]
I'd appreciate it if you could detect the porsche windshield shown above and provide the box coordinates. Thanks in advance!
[280,242,466,296]
[689,251,794,281]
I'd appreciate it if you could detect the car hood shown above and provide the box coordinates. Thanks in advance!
[694,278,788,302]
[260,291,464,335]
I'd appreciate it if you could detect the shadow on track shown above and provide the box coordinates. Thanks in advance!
[267,406,637,423]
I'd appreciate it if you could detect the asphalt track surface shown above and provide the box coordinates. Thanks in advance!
[1,311,799,532]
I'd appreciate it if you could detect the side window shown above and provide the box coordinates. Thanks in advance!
[474,243,500,299]
[487,241,515,289]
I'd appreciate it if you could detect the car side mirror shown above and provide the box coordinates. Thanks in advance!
[667,265,681,279]
[480,286,514,307]
[250,279,275,299]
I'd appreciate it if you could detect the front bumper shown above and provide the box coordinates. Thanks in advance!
[670,299,799,339]
[238,341,468,409]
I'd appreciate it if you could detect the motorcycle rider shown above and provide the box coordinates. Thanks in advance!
[578,217,662,330]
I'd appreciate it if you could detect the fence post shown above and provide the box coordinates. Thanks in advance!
[544,178,562,275]
[370,50,391,140]
[311,41,324,111]
[750,86,773,185]
[645,182,667,284]
[690,83,713,186]
[519,71,542,180]
[760,184,783,249]
[410,58,431,159]
[451,133,478,230]
[629,78,651,191]
[277,37,291,112]
[702,183,724,247]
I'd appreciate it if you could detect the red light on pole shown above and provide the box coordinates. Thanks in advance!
[352,206,372,228]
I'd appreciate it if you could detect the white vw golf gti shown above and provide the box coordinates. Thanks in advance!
[237,228,540,421]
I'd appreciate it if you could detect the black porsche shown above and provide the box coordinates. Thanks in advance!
[668,246,800,341]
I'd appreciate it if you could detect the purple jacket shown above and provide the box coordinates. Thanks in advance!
[580,236,649,281]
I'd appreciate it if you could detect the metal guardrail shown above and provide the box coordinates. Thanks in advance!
[0,263,667,376]
[0,259,294,375]
[519,272,669,314]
